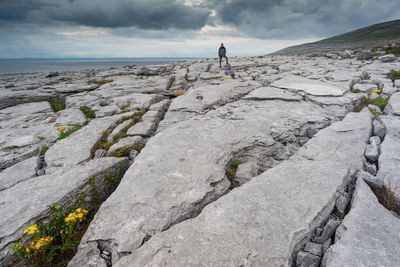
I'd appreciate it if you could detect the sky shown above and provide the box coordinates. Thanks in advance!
[0,0,399,58]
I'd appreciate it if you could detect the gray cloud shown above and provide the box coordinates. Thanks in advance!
[1,0,211,30]
[214,0,400,39]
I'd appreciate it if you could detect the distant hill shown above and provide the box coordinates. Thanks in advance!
[274,19,400,55]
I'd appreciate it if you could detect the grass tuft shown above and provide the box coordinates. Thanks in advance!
[80,106,96,119]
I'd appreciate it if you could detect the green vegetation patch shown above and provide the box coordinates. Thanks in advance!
[80,106,96,119]
[225,160,244,188]
[57,124,83,140]
[350,89,360,93]
[353,96,388,113]
[387,69,400,81]
[108,142,143,157]
[91,79,114,86]
[40,146,49,155]
[383,44,400,57]
[49,96,65,112]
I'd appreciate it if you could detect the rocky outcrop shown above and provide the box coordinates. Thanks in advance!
[1,51,399,266]
[323,178,400,267]
[102,110,372,266]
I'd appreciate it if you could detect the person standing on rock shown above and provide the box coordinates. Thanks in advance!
[219,43,228,68]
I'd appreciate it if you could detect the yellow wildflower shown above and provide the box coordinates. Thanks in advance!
[221,77,226,81]
[24,224,38,235]
[174,90,184,97]
[57,126,66,132]
[32,236,52,250]
[368,92,372,95]
[374,89,380,93]
[25,247,30,253]
[65,212,77,223]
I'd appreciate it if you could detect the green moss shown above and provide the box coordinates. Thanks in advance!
[80,105,96,119]
[109,142,143,157]
[40,146,49,155]
[49,96,65,112]
[350,89,360,93]
[22,125,29,128]
[120,102,130,110]
[91,79,113,86]
[353,97,369,112]
[369,96,389,111]
[293,72,301,76]
[225,160,244,186]
[353,96,388,113]
[37,136,46,140]
[387,69,400,81]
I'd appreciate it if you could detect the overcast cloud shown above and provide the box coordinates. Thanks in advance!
[0,0,399,58]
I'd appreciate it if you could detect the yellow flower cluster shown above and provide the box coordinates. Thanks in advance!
[64,208,88,223]
[374,89,381,93]
[221,77,226,81]
[24,224,38,235]
[30,236,52,250]
[57,125,66,132]
[174,90,184,96]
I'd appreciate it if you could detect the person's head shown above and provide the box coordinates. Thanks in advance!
[221,43,224,47]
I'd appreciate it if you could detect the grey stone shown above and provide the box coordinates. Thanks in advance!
[313,216,341,244]
[107,136,144,155]
[322,238,332,254]
[94,149,106,159]
[107,119,132,142]
[45,113,131,173]
[271,76,345,96]
[0,157,37,191]
[324,179,400,267]
[363,158,377,175]
[334,223,346,243]
[74,111,371,266]
[387,92,400,116]
[55,108,86,126]
[335,192,350,218]
[129,150,138,160]
[358,170,384,189]
[356,51,373,60]
[379,54,396,63]
[304,242,323,257]
[369,136,381,147]
[0,157,129,265]
[377,116,400,202]
[242,87,302,101]
[36,168,45,176]
[373,118,386,139]
[364,143,379,163]
[296,251,321,267]
[235,161,259,185]
[368,104,381,113]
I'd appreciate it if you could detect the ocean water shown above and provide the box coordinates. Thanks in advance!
[0,58,192,75]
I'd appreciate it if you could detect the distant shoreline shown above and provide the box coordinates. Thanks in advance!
[0,57,199,75]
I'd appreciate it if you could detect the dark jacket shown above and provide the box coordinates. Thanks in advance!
[218,46,226,57]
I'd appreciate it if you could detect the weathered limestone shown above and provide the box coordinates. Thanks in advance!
[55,108,86,125]
[107,136,144,155]
[45,113,132,173]
[323,179,400,267]
[71,110,371,266]
[0,157,129,266]
[387,92,400,116]
[0,157,37,191]
[377,115,400,202]
[242,86,302,101]
[271,76,345,96]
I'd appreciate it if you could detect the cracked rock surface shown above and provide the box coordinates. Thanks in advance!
[1,52,400,266]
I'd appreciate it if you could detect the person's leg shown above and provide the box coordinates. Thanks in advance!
[219,56,222,67]
[225,55,228,65]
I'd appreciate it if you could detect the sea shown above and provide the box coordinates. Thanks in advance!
[0,58,194,75]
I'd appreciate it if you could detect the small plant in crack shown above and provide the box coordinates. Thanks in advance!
[374,178,400,215]
[80,105,96,119]
[225,160,244,188]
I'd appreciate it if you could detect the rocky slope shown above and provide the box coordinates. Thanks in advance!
[1,49,400,266]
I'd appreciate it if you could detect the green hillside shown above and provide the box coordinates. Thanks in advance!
[274,19,400,55]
